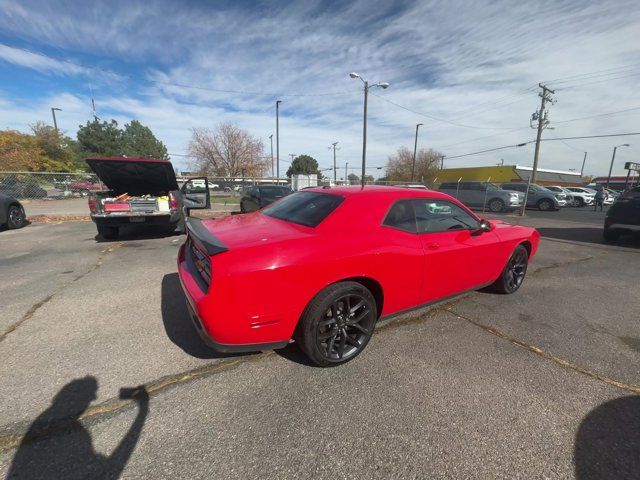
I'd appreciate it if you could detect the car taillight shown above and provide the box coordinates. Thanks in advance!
[88,197,96,213]
[169,192,179,210]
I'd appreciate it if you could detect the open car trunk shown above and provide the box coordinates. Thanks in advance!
[86,157,179,216]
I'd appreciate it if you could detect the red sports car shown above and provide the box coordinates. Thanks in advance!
[178,186,539,366]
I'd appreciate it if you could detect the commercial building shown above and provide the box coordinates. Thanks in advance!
[433,165,584,186]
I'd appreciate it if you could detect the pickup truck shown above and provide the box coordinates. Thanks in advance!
[86,157,210,239]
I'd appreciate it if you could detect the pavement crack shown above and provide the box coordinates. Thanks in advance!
[0,351,271,453]
[0,243,123,343]
[442,306,640,396]
[531,254,596,276]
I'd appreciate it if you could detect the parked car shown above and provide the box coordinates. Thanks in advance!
[603,187,640,241]
[0,178,47,198]
[68,178,104,195]
[438,181,523,212]
[178,186,539,366]
[240,185,293,213]
[86,157,211,239]
[500,183,561,211]
[545,186,574,205]
[563,187,595,207]
[0,193,26,229]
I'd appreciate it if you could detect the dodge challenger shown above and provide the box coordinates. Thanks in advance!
[178,186,539,367]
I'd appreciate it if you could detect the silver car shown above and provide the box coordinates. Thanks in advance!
[438,181,523,212]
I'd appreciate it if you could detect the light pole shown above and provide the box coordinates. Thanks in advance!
[276,100,282,183]
[580,151,587,177]
[349,72,389,187]
[411,123,423,181]
[51,107,62,133]
[269,134,274,181]
[606,144,630,189]
[329,142,339,184]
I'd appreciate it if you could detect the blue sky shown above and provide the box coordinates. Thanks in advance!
[1,0,640,177]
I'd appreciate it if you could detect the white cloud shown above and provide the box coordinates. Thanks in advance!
[1,0,640,177]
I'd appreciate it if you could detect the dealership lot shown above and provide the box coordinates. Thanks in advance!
[1,217,639,478]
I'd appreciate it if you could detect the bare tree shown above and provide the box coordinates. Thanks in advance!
[385,146,442,183]
[188,123,268,177]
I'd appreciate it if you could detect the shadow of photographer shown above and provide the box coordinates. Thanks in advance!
[7,376,148,480]
[574,395,640,479]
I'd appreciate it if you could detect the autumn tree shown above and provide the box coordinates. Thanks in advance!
[385,147,442,182]
[0,130,45,171]
[30,122,84,171]
[188,123,267,177]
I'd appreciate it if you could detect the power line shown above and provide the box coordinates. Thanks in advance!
[369,92,516,131]
[553,106,640,125]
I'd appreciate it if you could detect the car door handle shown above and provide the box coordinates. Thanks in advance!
[427,243,439,250]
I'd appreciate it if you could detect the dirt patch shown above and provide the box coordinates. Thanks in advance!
[27,214,91,223]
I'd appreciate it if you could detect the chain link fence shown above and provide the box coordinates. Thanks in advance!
[0,172,104,199]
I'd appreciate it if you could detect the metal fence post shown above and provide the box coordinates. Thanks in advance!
[482,176,491,214]
[455,177,462,199]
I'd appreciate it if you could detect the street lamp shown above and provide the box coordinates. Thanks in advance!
[269,134,274,180]
[51,107,62,133]
[329,142,339,184]
[276,100,282,183]
[411,123,423,181]
[606,143,630,189]
[349,72,390,187]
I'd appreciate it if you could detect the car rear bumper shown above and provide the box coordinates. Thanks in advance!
[606,223,640,232]
[177,243,289,353]
[91,212,180,227]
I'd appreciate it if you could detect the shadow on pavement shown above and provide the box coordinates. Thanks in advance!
[574,395,640,479]
[7,377,148,480]
[94,225,182,243]
[160,273,242,360]
[537,227,640,249]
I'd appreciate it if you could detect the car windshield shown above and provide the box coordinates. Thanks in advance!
[261,191,344,227]
[260,186,291,197]
[484,182,501,190]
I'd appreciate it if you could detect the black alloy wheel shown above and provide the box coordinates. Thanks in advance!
[491,244,529,294]
[7,205,26,229]
[296,282,377,367]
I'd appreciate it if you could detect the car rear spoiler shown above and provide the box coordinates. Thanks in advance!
[185,217,228,256]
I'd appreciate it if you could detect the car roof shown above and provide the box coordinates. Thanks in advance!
[302,185,451,200]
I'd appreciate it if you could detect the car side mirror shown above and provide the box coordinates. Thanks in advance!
[473,219,492,235]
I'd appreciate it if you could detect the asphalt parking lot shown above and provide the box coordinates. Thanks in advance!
[1,213,639,479]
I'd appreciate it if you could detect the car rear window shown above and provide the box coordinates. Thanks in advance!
[261,191,344,227]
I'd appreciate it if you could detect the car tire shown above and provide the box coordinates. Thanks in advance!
[295,281,377,367]
[603,229,620,242]
[490,244,529,294]
[240,200,247,213]
[7,204,26,229]
[97,225,119,240]
[574,197,585,207]
[537,199,553,211]
[79,189,90,197]
[488,198,505,213]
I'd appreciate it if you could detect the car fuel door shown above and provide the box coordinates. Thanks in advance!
[181,177,211,211]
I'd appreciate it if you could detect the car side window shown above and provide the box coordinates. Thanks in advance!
[412,199,479,234]
[382,200,417,233]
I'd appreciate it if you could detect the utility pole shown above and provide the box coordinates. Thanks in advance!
[522,84,555,216]
[440,155,445,170]
[361,80,369,187]
[269,134,274,181]
[289,153,296,163]
[580,151,587,176]
[345,161,348,185]
[530,83,555,185]
[51,107,61,133]
[276,100,282,183]
[411,123,423,182]
[329,142,339,184]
